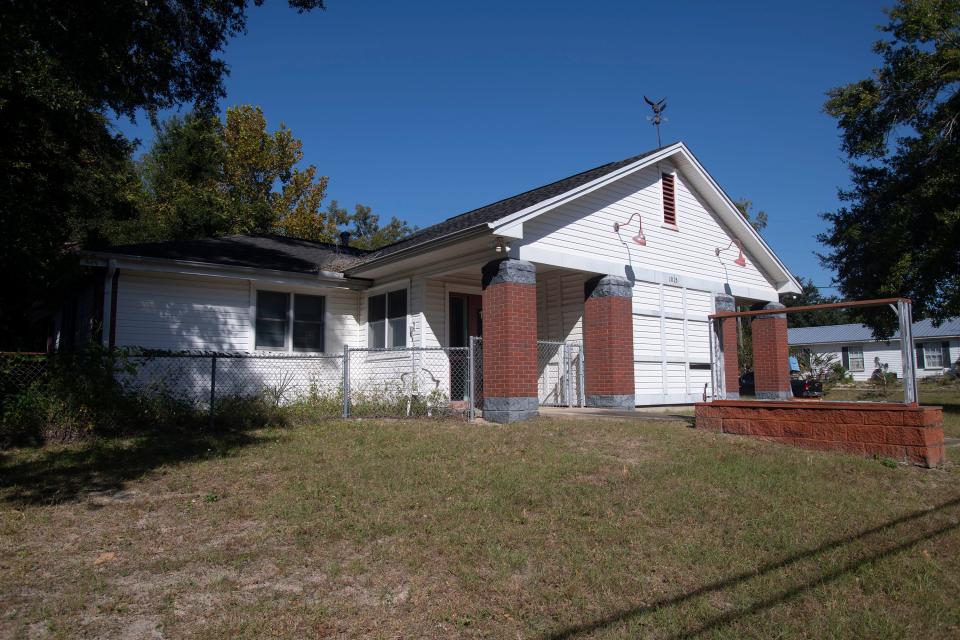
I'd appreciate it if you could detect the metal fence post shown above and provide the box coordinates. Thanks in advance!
[578,345,585,408]
[342,345,350,418]
[468,336,476,421]
[208,354,217,430]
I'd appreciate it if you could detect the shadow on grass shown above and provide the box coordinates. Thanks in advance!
[545,496,960,639]
[0,427,273,507]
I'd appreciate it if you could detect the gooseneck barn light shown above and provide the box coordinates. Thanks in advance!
[614,213,646,246]
[715,239,747,267]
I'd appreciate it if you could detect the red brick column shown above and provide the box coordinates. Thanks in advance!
[583,275,635,409]
[715,294,740,399]
[481,259,538,423]
[752,302,791,400]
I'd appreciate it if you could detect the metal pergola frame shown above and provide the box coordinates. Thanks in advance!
[707,297,919,406]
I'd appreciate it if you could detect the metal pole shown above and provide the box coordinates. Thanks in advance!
[468,336,476,421]
[578,344,585,408]
[208,354,217,430]
[342,345,350,418]
[708,319,719,401]
[898,299,918,405]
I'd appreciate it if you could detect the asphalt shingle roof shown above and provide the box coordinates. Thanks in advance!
[98,234,370,275]
[788,318,960,345]
[96,145,672,275]
[353,144,672,265]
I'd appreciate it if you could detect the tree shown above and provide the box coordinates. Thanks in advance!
[328,202,416,249]
[781,276,850,327]
[132,112,229,242]
[129,107,414,247]
[733,199,769,233]
[819,0,960,327]
[0,1,324,349]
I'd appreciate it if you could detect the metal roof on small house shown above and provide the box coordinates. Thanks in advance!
[788,318,960,345]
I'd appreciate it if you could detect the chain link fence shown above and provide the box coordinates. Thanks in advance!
[343,346,468,419]
[2,339,588,441]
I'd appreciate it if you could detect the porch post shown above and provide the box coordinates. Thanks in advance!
[481,258,538,423]
[583,275,635,409]
[751,302,792,400]
[714,294,740,399]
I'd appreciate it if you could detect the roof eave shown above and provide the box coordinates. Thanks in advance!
[80,250,372,288]
[345,225,492,276]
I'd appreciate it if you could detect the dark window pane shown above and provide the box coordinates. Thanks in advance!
[295,295,325,322]
[293,295,324,351]
[369,319,386,348]
[369,294,386,323]
[257,291,289,321]
[389,317,406,347]
[256,291,289,349]
[388,289,407,318]
[293,322,324,351]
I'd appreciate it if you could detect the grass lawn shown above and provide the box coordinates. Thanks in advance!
[1,417,959,639]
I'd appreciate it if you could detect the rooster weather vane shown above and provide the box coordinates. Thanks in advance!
[644,96,667,147]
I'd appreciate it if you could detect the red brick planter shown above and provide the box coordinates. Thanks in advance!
[694,401,945,467]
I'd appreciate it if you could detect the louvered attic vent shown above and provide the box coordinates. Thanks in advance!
[662,173,676,226]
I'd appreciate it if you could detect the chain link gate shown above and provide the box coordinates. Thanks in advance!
[536,340,584,408]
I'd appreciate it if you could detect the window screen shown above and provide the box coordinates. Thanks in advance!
[368,289,407,348]
[847,346,865,372]
[293,294,325,352]
[368,293,386,349]
[388,289,407,347]
[256,291,289,349]
[924,342,944,368]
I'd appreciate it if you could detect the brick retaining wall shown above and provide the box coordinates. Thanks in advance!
[694,401,945,468]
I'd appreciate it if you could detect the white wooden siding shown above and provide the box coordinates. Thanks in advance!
[114,271,360,353]
[522,163,778,297]
[115,272,253,351]
[632,281,714,404]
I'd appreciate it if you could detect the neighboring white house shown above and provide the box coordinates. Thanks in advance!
[57,142,802,405]
[788,320,960,381]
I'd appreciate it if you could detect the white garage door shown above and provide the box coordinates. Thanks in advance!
[633,281,714,404]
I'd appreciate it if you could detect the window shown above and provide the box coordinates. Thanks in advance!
[255,291,289,350]
[293,295,325,352]
[255,291,325,352]
[661,172,677,226]
[922,341,949,369]
[368,289,407,348]
[842,346,864,372]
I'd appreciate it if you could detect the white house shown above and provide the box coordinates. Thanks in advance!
[58,142,802,415]
[788,320,960,381]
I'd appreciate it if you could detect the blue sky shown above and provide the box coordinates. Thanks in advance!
[114,0,891,290]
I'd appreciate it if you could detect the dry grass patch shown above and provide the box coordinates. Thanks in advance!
[1,417,959,638]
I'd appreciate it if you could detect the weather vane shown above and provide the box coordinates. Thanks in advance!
[644,96,667,147]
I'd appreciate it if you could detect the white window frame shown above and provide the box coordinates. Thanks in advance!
[254,289,326,353]
[367,287,408,349]
[923,342,944,369]
[847,346,865,372]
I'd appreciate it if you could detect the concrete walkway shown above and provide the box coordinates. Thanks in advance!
[537,406,694,423]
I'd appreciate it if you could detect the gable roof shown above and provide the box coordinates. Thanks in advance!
[348,141,801,294]
[788,318,960,345]
[91,234,370,275]
[352,145,670,263]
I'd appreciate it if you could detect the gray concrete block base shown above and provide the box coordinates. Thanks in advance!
[586,394,636,410]
[483,396,538,424]
[756,391,792,400]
